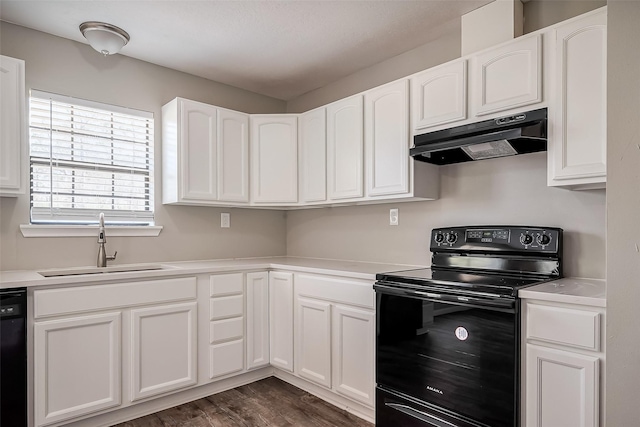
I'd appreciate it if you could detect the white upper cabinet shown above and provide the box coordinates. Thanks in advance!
[548,9,607,189]
[162,98,249,205]
[0,55,26,196]
[299,107,327,203]
[327,95,364,200]
[250,115,298,204]
[471,34,542,116]
[218,108,250,202]
[364,79,410,197]
[411,59,467,131]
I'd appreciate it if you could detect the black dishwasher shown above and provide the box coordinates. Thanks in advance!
[1,288,27,427]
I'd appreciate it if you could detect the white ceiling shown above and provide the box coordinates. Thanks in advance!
[0,0,492,101]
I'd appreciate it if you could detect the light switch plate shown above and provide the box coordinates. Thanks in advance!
[221,213,230,228]
[389,208,399,226]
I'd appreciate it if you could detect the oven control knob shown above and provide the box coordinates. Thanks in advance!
[520,233,533,245]
[434,232,445,243]
[446,232,457,243]
[537,234,551,245]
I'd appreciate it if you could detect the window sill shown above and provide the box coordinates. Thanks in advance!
[20,224,163,238]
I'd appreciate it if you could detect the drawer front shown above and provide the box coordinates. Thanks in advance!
[34,277,197,319]
[210,295,244,320]
[210,340,244,379]
[210,273,244,297]
[527,303,601,351]
[210,317,244,344]
[295,273,374,309]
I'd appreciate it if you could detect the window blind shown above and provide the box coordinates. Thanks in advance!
[29,90,155,225]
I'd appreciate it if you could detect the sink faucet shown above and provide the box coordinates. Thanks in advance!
[97,213,117,267]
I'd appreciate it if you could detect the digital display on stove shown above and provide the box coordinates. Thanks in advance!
[466,229,510,243]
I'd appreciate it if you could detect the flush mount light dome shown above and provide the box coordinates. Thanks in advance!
[79,21,130,56]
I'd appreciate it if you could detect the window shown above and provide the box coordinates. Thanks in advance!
[29,90,154,225]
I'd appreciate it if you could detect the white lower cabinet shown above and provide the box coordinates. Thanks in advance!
[130,302,198,401]
[208,273,245,379]
[293,273,376,409]
[34,312,122,426]
[523,299,605,427]
[33,277,197,427]
[332,305,375,407]
[526,344,599,427]
[296,297,332,388]
[246,271,270,369]
[269,272,294,372]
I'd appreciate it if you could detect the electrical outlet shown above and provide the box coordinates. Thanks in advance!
[389,208,399,226]
[221,212,230,228]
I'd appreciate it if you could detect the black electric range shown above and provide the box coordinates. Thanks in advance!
[374,225,563,427]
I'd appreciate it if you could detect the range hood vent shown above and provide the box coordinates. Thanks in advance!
[410,108,547,165]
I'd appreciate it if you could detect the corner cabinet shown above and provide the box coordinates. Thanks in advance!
[250,115,298,204]
[0,55,26,196]
[523,299,605,427]
[162,98,249,205]
[269,271,294,372]
[299,107,327,203]
[548,9,607,189]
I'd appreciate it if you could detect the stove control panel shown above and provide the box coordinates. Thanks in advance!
[431,226,562,254]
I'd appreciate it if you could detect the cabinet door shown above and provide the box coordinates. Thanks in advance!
[332,305,375,407]
[130,302,197,401]
[0,55,25,195]
[269,272,294,372]
[250,115,298,203]
[246,271,270,369]
[218,108,249,202]
[327,95,364,200]
[526,344,599,427]
[549,11,607,188]
[178,99,218,201]
[299,107,327,203]
[34,312,121,426]
[411,59,467,131]
[472,34,542,116]
[365,79,410,197]
[296,297,332,388]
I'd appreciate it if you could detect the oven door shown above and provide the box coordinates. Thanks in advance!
[375,282,519,427]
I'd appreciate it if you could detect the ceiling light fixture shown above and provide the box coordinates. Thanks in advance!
[79,21,130,56]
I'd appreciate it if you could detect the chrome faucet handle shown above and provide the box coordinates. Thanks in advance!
[107,251,118,262]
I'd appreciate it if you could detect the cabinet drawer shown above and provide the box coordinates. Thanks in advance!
[210,273,243,296]
[210,317,244,344]
[210,340,244,379]
[295,273,374,309]
[210,295,244,320]
[34,277,197,319]
[527,303,601,351]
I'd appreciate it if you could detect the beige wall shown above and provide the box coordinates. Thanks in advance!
[0,22,288,271]
[523,0,607,34]
[606,1,640,424]
[285,2,607,279]
[287,153,606,278]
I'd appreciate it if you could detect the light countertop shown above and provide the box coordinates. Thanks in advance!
[519,277,606,308]
[0,257,424,290]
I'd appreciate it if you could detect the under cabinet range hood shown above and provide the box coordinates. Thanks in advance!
[411,108,547,165]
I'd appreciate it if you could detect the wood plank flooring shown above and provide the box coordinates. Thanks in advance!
[112,377,373,427]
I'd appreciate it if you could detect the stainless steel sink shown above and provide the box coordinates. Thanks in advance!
[38,263,168,277]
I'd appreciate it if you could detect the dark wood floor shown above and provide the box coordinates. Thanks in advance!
[112,377,373,427]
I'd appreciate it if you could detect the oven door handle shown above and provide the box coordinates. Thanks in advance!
[385,402,460,427]
[374,283,515,311]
